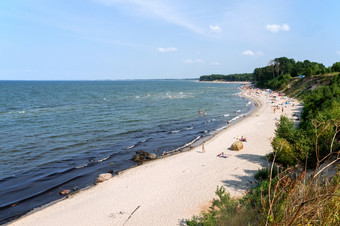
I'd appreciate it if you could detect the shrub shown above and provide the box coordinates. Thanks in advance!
[275,116,295,143]
[270,137,297,166]
[186,186,257,225]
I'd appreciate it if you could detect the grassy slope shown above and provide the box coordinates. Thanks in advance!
[282,73,339,99]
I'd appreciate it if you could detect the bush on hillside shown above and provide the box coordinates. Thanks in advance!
[270,137,297,167]
[274,116,295,142]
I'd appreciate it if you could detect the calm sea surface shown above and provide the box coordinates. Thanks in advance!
[0,80,252,222]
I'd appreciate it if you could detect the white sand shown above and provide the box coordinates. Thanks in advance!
[10,87,302,226]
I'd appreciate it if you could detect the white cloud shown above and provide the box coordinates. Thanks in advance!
[209,25,222,33]
[242,50,255,56]
[212,62,220,65]
[157,47,178,52]
[242,50,264,57]
[184,59,204,63]
[266,23,290,32]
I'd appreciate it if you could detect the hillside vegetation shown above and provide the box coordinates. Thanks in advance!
[189,58,340,225]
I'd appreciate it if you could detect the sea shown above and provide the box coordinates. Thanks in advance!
[0,80,253,223]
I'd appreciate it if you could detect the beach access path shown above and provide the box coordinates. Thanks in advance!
[10,87,302,226]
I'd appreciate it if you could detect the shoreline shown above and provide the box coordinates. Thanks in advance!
[0,82,252,224]
[10,86,302,226]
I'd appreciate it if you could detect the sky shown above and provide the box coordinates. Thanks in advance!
[0,0,340,80]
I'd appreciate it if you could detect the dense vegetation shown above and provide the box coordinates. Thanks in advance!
[188,58,340,225]
[187,170,340,225]
[271,75,340,168]
[253,57,340,89]
[199,73,253,82]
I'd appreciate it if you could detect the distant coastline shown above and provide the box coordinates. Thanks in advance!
[199,80,252,84]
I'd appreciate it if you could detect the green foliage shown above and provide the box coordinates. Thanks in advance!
[187,60,340,226]
[267,75,340,168]
[186,186,257,225]
[187,169,340,225]
[270,137,297,166]
[300,75,340,125]
[274,115,295,142]
[267,74,292,90]
[253,57,327,89]
[199,73,253,82]
[331,62,340,72]
[254,167,278,181]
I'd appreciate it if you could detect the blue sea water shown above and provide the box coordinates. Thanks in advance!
[0,80,252,223]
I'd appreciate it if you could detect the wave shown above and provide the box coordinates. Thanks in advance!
[165,136,202,155]
[230,116,240,122]
[75,163,88,169]
[126,145,135,150]
[215,125,228,132]
[171,130,181,134]
[97,156,110,162]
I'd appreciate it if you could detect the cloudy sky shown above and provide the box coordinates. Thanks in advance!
[1,0,339,80]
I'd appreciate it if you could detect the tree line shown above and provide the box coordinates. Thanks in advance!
[199,73,252,82]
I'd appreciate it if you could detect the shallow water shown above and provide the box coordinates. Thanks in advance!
[0,80,252,223]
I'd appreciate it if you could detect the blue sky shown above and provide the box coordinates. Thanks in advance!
[0,0,339,80]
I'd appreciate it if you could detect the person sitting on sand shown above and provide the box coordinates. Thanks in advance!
[240,136,247,142]
[217,152,227,158]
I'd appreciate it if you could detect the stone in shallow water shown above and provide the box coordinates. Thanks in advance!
[145,153,156,160]
[59,189,71,195]
[95,173,113,184]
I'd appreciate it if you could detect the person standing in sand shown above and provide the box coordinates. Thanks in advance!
[202,142,205,153]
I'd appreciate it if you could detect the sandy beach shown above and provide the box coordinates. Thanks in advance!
[10,87,302,226]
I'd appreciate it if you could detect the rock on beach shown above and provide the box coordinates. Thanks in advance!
[231,141,243,151]
[95,173,112,184]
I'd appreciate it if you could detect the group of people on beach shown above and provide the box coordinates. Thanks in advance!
[239,136,247,142]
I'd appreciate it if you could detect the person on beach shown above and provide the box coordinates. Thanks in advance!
[240,136,247,142]
[202,142,205,153]
[217,152,227,158]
